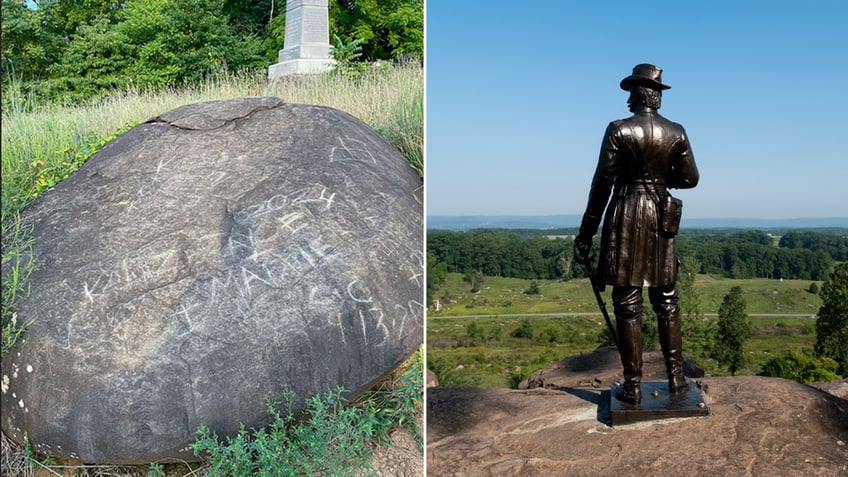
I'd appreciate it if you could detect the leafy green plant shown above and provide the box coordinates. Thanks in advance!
[815,262,848,375]
[524,281,541,295]
[193,387,377,476]
[24,123,136,202]
[511,319,534,339]
[507,368,526,389]
[760,349,840,383]
[22,433,56,472]
[428,357,466,388]
[192,347,423,475]
[466,321,484,342]
[147,462,165,477]
[331,34,365,76]
[367,346,424,446]
[640,306,660,349]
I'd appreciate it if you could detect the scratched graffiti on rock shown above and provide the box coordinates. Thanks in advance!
[330,137,377,164]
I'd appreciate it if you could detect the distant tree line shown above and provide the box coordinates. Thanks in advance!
[428,229,845,283]
[778,230,848,261]
[427,230,575,281]
[677,230,838,280]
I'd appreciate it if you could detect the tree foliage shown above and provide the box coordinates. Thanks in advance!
[676,230,840,280]
[780,230,848,261]
[641,306,660,349]
[463,269,487,293]
[44,0,266,102]
[714,286,752,375]
[678,255,714,356]
[428,229,843,284]
[760,349,840,383]
[524,281,541,295]
[428,230,575,280]
[814,262,848,376]
[679,255,702,319]
[2,0,423,105]
[426,251,448,302]
[511,319,534,339]
[1,0,62,84]
[331,0,423,60]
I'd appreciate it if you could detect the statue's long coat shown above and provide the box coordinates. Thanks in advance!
[578,107,700,287]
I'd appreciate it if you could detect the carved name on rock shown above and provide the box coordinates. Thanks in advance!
[1,97,423,463]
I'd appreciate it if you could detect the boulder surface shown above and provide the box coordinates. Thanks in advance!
[1,97,423,463]
[428,354,848,476]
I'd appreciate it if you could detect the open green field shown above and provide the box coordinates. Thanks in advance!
[429,273,821,318]
[427,273,822,387]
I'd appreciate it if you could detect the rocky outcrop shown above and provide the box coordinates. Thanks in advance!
[521,346,704,390]
[1,97,423,463]
[429,354,847,476]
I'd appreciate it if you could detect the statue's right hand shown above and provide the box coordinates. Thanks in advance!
[573,236,592,266]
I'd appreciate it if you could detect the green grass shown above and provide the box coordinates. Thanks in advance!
[694,274,820,317]
[428,315,604,387]
[428,273,823,387]
[0,217,36,356]
[430,273,822,317]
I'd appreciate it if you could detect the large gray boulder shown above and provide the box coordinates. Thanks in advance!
[1,97,423,463]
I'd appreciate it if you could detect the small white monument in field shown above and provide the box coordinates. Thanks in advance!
[268,0,335,79]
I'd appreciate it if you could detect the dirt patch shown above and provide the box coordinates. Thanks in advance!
[2,427,423,477]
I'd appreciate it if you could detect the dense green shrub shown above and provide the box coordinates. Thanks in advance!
[511,319,534,339]
[193,348,422,475]
[46,0,265,103]
[760,349,840,383]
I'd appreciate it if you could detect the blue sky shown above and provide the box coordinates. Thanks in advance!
[425,1,848,219]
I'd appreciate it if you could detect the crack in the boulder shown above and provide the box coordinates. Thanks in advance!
[147,98,285,131]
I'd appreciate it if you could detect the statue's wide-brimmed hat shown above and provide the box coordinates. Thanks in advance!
[620,63,671,91]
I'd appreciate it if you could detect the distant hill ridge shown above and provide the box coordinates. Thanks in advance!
[428,215,848,231]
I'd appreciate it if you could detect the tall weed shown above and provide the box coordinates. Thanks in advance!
[0,215,35,356]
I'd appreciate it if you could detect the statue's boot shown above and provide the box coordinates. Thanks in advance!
[652,287,689,394]
[614,309,643,405]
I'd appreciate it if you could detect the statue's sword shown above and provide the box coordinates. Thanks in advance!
[584,256,619,351]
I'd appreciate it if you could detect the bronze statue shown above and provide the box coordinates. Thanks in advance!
[574,64,700,405]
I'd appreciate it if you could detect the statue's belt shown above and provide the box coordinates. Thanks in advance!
[618,182,668,194]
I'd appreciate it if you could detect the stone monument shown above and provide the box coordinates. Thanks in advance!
[268,0,336,79]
